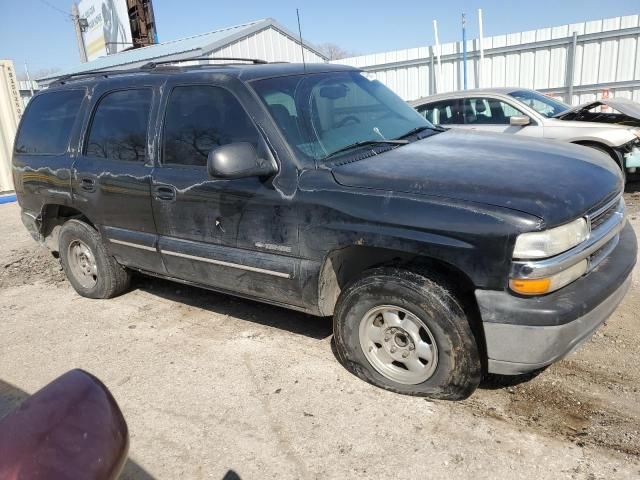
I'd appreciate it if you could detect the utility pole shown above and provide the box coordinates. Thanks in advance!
[71,2,88,63]
[478,9,485,88]
[462,13,468,90]
[433,20,442,93]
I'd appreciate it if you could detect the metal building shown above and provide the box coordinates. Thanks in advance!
[333,15,640,105]
[39,18,327,84]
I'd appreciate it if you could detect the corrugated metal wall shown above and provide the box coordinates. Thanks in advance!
[333,15,640,105]
[211,26,325,64]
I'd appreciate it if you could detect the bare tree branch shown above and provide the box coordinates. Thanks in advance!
[317,43,357,61]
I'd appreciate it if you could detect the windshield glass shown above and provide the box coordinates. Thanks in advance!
[251,71,433,162]
[509,90,570,118]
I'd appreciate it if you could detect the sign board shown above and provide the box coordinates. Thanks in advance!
[0,60,21,191]
[0,61,22,120]
[78,0,133,61]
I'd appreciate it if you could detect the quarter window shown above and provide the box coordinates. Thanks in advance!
[15,90,84,155]
[163,86,259,167]
[86,89,152,162]
[416,100,461,125]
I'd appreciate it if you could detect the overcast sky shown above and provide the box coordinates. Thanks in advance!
[1,0,638,75]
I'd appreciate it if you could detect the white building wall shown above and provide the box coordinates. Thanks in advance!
[333,14,640,105]
[211,26,325,64]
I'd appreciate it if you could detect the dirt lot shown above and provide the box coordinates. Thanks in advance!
[1,190,640,479]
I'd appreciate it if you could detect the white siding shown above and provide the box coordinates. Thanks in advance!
[333,14,640,104]
[211,27,325,64]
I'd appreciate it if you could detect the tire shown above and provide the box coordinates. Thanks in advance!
[59,219,131,299]
[333,267,481,400]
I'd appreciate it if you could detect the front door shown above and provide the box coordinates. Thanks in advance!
[456,97,544,137]
[151,83,301,306]
[72,85,163,273]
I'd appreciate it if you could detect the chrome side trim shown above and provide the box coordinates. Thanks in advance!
[511,199,625,279]
[161,249,291,279]
[109,239,157,252]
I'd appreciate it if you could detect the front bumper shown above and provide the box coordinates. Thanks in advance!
[476,222,636,375]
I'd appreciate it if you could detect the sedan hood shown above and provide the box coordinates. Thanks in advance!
[331,130,622,226]
[554,98,640,127]
[556,98,640,120]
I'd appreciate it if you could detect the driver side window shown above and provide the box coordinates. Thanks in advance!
[463,97,525,125]
[162,85,259,167]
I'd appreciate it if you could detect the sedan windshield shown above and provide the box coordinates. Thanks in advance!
[251,71,434,162]
[509,90,570,118]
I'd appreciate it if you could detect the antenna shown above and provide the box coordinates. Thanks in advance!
[296,8,307,72]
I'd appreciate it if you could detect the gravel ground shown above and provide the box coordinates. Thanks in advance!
[1,189,640,480]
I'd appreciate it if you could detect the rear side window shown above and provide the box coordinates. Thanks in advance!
[86,89,152,162]
[162,86,259,167]
[416,100,460,125]
[15,90,84,155]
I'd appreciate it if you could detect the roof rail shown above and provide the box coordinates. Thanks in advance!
[49,56,269,85]
[140,57,268,69]
[51,69,144,85]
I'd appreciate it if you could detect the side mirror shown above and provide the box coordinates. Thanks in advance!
[0,369,128,480]
[510,115,531,126]
[207,142,277,180]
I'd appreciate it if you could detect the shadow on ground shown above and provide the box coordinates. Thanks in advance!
[479,369,546,390]
[624,179,640,194]
[134,275,333,340]
[0,379,156,480]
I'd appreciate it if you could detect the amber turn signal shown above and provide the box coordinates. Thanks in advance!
[509,277,551,295]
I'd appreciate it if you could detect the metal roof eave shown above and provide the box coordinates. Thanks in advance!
[39,18,327,83]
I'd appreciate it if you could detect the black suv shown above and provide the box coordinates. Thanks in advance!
[13,60,636,400]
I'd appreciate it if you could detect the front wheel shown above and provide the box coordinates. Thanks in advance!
[333,268,481,400]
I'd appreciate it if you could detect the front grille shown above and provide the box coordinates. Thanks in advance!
[586,195,625,272]
[590,201,619,231]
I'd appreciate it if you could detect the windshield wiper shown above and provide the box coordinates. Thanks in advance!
[323,139,408,161]
[395,125,444,140]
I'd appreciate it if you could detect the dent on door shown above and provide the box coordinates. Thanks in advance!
[151,169,302,306]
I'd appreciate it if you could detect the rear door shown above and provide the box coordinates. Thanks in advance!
[415,99,463,128]
[151,81,302,305]
[72,84,163,273]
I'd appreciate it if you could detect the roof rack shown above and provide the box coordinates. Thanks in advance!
[52,69,144,85]
[50,56,269,85]
[140,57,268,69]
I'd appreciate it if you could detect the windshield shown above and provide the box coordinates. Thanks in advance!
[251,71,433,162]
[509,90,570,118]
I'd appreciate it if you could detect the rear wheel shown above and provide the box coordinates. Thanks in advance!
[59,220,131,299]
[333,267,481,400]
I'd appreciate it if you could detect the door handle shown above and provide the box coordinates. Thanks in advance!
[153,185,176,201]
[80,177,96,192]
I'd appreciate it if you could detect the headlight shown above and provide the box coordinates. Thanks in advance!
[510,259,588,295]
[513,218,589,259]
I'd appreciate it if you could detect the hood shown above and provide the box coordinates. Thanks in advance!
[556,98,640,120]
[330,130,622,226]
[554,98,640,128]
